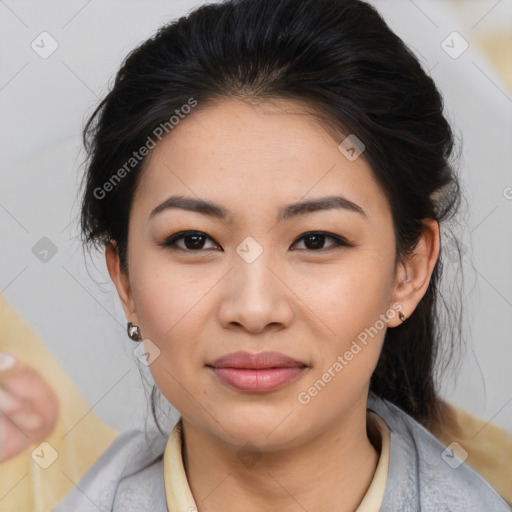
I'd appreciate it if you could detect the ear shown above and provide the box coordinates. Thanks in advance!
[105,241,138,324]
[388,218,440,327]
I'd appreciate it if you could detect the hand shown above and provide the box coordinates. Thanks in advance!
[0,352,59,463]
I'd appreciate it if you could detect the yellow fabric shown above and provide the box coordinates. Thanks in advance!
[163,411,390,512]
[475,33,512,94]
[163,419,197,512]
[356,411,390,512]
[430,401,512,506]
[0,294,120,512]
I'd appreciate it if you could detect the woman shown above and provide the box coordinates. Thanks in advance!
[55,0,511,510]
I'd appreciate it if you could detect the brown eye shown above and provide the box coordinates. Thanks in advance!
[291,232,350,252]
[162,231,220,252]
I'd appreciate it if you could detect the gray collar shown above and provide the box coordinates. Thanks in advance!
[54,393,511,511]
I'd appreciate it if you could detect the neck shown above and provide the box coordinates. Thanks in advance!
[181,403,379,512]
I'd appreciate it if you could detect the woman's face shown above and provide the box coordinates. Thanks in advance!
[110,98,411,450]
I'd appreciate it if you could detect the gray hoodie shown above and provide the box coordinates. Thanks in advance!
[53,393,511,511]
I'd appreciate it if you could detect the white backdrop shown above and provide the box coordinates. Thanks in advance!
[1,0,511,433]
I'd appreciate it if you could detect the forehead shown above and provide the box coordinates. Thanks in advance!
[135,98,390,223]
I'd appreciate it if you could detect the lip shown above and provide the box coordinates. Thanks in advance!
[209,351,306,369]
[207,351,308,392]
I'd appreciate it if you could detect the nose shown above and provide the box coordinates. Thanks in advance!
[217,249,294,334]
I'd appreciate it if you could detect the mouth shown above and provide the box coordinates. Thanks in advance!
[206,351,309,392]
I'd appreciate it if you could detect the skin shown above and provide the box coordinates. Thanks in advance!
[0,355,60,463]
[107,98,439,512]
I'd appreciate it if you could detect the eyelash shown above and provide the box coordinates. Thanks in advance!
[161,230,353,253]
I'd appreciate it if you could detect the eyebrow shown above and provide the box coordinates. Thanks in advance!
[149,194,367,222]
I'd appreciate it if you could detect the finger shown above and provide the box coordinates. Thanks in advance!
[9,410,44,431]
[0,352,17,372]
[0,388,23,413]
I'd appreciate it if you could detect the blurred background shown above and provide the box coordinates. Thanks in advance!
[1,0,511,435]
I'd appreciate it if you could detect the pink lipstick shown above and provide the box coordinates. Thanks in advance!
[207,351,308,392]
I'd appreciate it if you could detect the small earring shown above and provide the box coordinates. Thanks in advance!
[398,311,406,322]
[127,322,142,341]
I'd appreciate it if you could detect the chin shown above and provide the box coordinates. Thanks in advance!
[208,406,313,452]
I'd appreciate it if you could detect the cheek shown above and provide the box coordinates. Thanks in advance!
[128,247,214,342]
[296,251,394,381]
[131,280,207,411]
[126,258,213,398]
[295,274,390,412]
[297,253,394,334]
